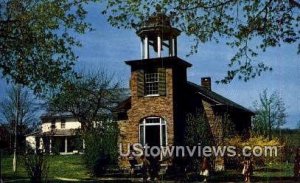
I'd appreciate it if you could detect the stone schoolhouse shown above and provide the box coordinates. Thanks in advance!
[115,10,254,170]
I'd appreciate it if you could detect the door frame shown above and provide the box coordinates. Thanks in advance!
[139,117,167,147]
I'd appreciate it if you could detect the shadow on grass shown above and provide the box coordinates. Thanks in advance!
[182,171,295,182]
[2,175,29,183]
[209,173,296,182]
[256,167,282,172]
[251,176,295,182]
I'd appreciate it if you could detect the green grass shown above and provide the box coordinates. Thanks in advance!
[47,155,90,179]
[1,154,296,182]
[2,154,28,179]
[209,162,294,182]
[255,162,293,177]
[1,154,90,182]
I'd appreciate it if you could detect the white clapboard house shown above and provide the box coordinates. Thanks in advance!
[26,112,84,154]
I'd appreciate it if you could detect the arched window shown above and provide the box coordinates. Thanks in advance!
[139,117,167,147]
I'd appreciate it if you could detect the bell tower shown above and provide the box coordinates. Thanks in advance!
[137,7,180,59]
[120,9,192,151]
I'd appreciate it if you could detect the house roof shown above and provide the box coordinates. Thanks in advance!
[25,131,41,137]
[42,129,78,136]
[114,96,131,113]
[115,81,254,115]
[26,129,79,137]
[187,82,254,114]
[41,112,74,120]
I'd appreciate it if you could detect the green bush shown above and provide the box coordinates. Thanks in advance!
[22,152,49,183]
[82,120,119,176]
[183,111,214,173]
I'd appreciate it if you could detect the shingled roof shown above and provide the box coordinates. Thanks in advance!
[187,82,254,114]
[115,81,254,115]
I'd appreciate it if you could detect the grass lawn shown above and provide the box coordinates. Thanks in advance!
[208,162,294,182]
[1,154,296,182]
[1,154,90,182]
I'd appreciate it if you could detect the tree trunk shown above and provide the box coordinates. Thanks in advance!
[268,104,272,141]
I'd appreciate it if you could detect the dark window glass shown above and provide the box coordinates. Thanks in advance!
[61,119,66,129]
[51,119,56,129]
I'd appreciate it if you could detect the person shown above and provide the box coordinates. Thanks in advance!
[149,155,160,181]
[294,148,300,180]
[242,157,253,182]
[141,155,150,182]
[128,145,138,176]
[200,157,210,182]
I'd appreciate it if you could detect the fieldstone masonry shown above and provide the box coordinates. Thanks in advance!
[115,11,253,171]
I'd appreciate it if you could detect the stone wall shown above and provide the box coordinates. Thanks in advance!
[202,99,225,171]
[118,68,175,169]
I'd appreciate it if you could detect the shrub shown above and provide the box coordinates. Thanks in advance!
[183,111,214,173]
[22,151,49,183]
[224,135,284,168]
[82,120,119,176]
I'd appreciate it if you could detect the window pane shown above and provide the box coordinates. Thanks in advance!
[139,125,144,146]
[145,118,160,123]
[162,125,166,146]
[144,72,159,95]
[61,119,66,129]
[51,119,56,129]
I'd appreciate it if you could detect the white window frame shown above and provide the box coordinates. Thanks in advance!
[139,117,167,147]
[144,72,160,96]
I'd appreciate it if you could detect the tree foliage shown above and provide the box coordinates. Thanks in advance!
[0,0,96,92]
[185,111,213,147]
[252,89,287,139]
[83,120,119,176]
[222,113,236,138]
[102,0,300,83]
[46,70,123,131]
[184,111,214,172]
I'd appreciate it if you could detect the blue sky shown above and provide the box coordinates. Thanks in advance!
[0,3,299,128]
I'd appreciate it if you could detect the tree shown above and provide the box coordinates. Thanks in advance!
[46,70,123,175]
[0,0,96,92]
[102,0,299,83]
[83,121,119,176]
[252,89,287,140]
[22,152,50,183]
[185,111,213,147]
[0,85,38,132]
[0,85,39,172]
[47,70,123,131]
[184,111,214,172]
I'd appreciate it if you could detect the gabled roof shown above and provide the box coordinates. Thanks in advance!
[113,96,131,113]
[114,82,254,115]
[41,112,74,119]
[187,82,254,114]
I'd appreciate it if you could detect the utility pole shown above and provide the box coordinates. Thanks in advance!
[13,86,20,173]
